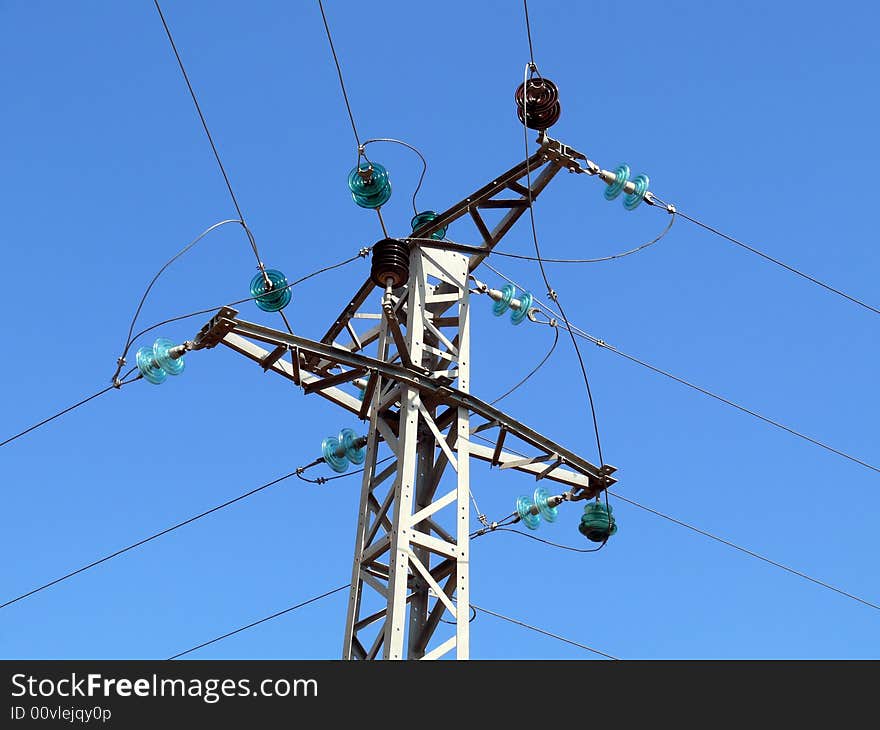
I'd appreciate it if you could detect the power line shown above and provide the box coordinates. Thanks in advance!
[1,469,297,610]
[490,326,559,405]
[586,336,880,475]
[666,205,880,317]
[295,455,394,485]
[5,432,622,657]
[169,585,617,659]
[472,603,618,659]
[484,526,607,553]
[470,511,520,538]
[0,369,140,450]
[482,261,880,475]
[489,212,675,263]
[317,0,362,148]
[522,0,536,66]
[125,250,367,357]
[111,218,247,384]
[168,585,349,659]
[104,248,361,427]
[361,137,428,216]
[151,1,259,263]
[316,0,392,242]
[610,491,880,612]
[519,0,615,555]
[518,60,609,494]
[0,455,371,611]
[469,431,880,614]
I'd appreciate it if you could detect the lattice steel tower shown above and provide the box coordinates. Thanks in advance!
[190,133,616,659]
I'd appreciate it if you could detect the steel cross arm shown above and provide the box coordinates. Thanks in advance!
[314,134,585,351]
[218,328,606,495]
[192,310,614,492]
[409,140,564,272]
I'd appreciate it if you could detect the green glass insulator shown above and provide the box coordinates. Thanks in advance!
[516,495,541,530]
[623,173,649,211]
[510,291,532,325]
[578,501,617,542]
[534,487,558,522]
[348,161,392,209]
[411,211,447,240]
[339,427,366,465]
[493,284,515,317]
[153,337,185,376]
[136,346,166,385]
[604,164,630,201]
[321,435,348,473]
[250,269,291,312]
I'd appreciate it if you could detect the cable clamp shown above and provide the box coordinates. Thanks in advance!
[468,274,488,294]
[595,339,607,348]
[645,193,677,215]
[358,246,371,258]
[526,308,557,328]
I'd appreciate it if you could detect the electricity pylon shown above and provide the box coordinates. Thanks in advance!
[191,134,616,660]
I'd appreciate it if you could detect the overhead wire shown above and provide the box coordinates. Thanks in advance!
[486,526,608,553]
[360,137,428,216]
[522,0,536,66]
[151,1,262,267]
[439,605,478,625]
[472,603,618,659]
[518,6,613,534]
[610,492,880,612]
[295,455,394,485]
[489,326,559,405]
[317,1,396,242]
[470,511,519,538]
[0,453,369,611]
[111,218,248,384]
[317,0,362,148]
[125,250,367,355]
[16,250,365,457]
[5,430,626,659]
[482,260,880,475]
[168,585,350,659]
[582,335,880,475]
[489,212,675,263]
[566,118,880,316]
[668,205,880,318]
[169,586,617,659]
[151,0,312,353]
[5,186,351,452]
[0,368,141,450]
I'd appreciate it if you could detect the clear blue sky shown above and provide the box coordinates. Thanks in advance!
[2,0,878,659]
